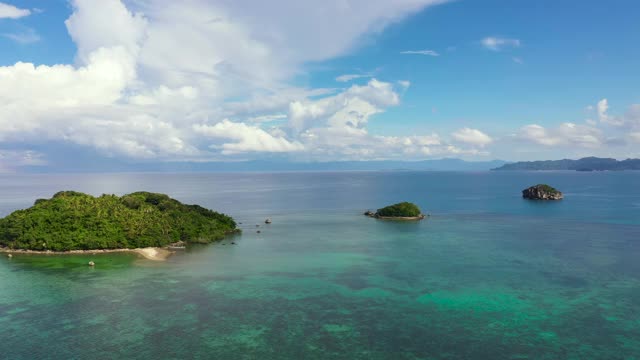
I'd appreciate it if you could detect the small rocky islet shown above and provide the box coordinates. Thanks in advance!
[364,202,426,220]
[522,184,564,200]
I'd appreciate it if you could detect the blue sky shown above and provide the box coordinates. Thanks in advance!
[0,0,639,171]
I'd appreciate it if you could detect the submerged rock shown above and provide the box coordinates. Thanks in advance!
[522,184,563,200]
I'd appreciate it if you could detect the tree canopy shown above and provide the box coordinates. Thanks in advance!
[376,202,422,217]
[0,191,237,251]
[535,184,561,194]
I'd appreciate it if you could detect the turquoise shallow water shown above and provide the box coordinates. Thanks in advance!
[0,171,639,359]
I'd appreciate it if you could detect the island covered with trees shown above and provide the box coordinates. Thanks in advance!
[365,202,426,220]
[0,191,237,251]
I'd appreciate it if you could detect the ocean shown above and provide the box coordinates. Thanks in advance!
[0,171,639,359]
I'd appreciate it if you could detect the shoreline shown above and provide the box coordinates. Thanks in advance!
[0,247,174,261]
[365,214,427,221]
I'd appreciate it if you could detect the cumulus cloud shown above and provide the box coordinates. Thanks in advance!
[281,79,487,160]
[481,36,521,51]
[65,0,147,63]
[0,2,30,19]
[597,99,613,124]
[595,98,640,128]
[289,79,400,134]
[400,50,440,56]
[451,128,493,147]
[0,0,455,162]
[194,119,304,154]
[15,0,639,162]
[517,123,602,148]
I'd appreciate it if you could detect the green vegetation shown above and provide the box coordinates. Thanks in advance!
[536,184,560,194]
[376,202,422,217]
[0,191,237,251]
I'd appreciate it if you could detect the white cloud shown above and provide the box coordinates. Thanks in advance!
[0,150,45,173]
[2,27,40,44]
[289,79,400,134]
[512,57,524,64]
[12,0,639,163]
[66,0,147,64]
[597,98,611,124]
[517,123,602,148]
[281,79,488,160]
[0,47,136,111]
[481,36,521,51]
[210,0,452,63]
[336,74,372,82]
[0,0,454,162]
[0,2,30,19]
[625,105,640,129]
[194,119,304,154]
[451,128,493,147]
[248,114,288,123]
[400,49,440,56]
[397,80,411,89]
[595,98,640,128]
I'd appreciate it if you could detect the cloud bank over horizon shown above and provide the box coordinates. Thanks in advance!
[0,0,638,171]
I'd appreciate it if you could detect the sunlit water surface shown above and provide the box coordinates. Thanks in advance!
[0,171,639,359]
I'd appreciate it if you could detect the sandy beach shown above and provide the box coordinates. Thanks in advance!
[374,215,426,221]
[0,247,174,261]
[132,247,173,261]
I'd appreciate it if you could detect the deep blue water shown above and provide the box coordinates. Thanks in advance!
[0,171,639,359]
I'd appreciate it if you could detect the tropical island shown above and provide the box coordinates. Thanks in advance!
[522,184,564,200]
[364,202,426,220]
[492,157,640,171]
[0,191,238,257]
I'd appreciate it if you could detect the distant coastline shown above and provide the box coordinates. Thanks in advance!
[492,157,640,171]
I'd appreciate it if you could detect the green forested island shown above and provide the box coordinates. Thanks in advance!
[0,191,237,251]
[365,202,425,220]
[492,157,640,171]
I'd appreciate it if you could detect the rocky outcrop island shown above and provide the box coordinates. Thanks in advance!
[522,184,563,200]
[0,191,238,252]
[365,202,426,220]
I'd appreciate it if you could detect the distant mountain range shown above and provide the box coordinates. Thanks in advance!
[492,157,640,171]
[27,158,508,173]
